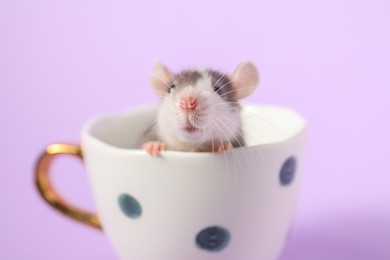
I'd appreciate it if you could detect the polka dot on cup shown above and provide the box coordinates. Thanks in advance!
[196,226,230,252]
[280,156,297,186]
[118,193,142,219]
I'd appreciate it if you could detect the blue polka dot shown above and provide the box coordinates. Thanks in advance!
[196,226,230,252]
[280,156,297,186]
[118,193,142,219]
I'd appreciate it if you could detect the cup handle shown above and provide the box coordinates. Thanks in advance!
[35,143,101,229]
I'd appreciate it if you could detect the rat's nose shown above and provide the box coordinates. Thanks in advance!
[180,96,197,111]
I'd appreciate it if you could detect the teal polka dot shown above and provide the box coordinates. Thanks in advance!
[118,193,142,219]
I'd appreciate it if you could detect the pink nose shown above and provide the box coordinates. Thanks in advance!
[180,96,197,111]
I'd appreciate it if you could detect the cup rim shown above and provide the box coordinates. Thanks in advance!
[81,103,307,157]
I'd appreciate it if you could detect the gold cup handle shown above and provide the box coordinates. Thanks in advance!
[35,143,101,229]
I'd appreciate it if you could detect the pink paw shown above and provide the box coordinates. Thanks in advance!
[143,142,166,156]
[213,143,232,153]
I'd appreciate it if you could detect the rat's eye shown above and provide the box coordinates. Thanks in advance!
[213,85,223,95]
[168,84,176,93]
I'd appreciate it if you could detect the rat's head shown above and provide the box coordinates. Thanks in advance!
[150,61,259,144]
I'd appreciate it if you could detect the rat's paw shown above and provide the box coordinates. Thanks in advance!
[214,143,232,153]
[143,142,166,156]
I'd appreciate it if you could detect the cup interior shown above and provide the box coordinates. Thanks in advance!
[84,104,306,150]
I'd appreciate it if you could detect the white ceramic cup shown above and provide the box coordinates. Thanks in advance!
[35,104,307,260]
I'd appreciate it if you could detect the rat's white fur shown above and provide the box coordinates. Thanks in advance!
[155,70,242,152]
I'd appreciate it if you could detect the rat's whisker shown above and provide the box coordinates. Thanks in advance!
[240,110,284,138]
[213,102,241,107]
[213,102,284,138]
[216,72,259,93]
[140,117,172,150]
[219,115,267,177]
[218,115,259,164]
[167,70,177,86]
[217,116,252,166]
[212,73,226,89]
[134,118,157,144]
[219,86,256,98]
[213,116,248,166]
[145,121,160,146]
[208,132,216,173]
[210,117,230,181]
[153,75,171,88]
[212,116,241,182]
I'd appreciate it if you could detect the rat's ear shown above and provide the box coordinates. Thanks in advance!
[150,61,173,96]
[230,61,259,99]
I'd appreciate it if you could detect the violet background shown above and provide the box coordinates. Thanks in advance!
[1,0,389,259]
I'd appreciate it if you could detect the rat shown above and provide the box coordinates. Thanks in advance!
[140,61,259,156]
